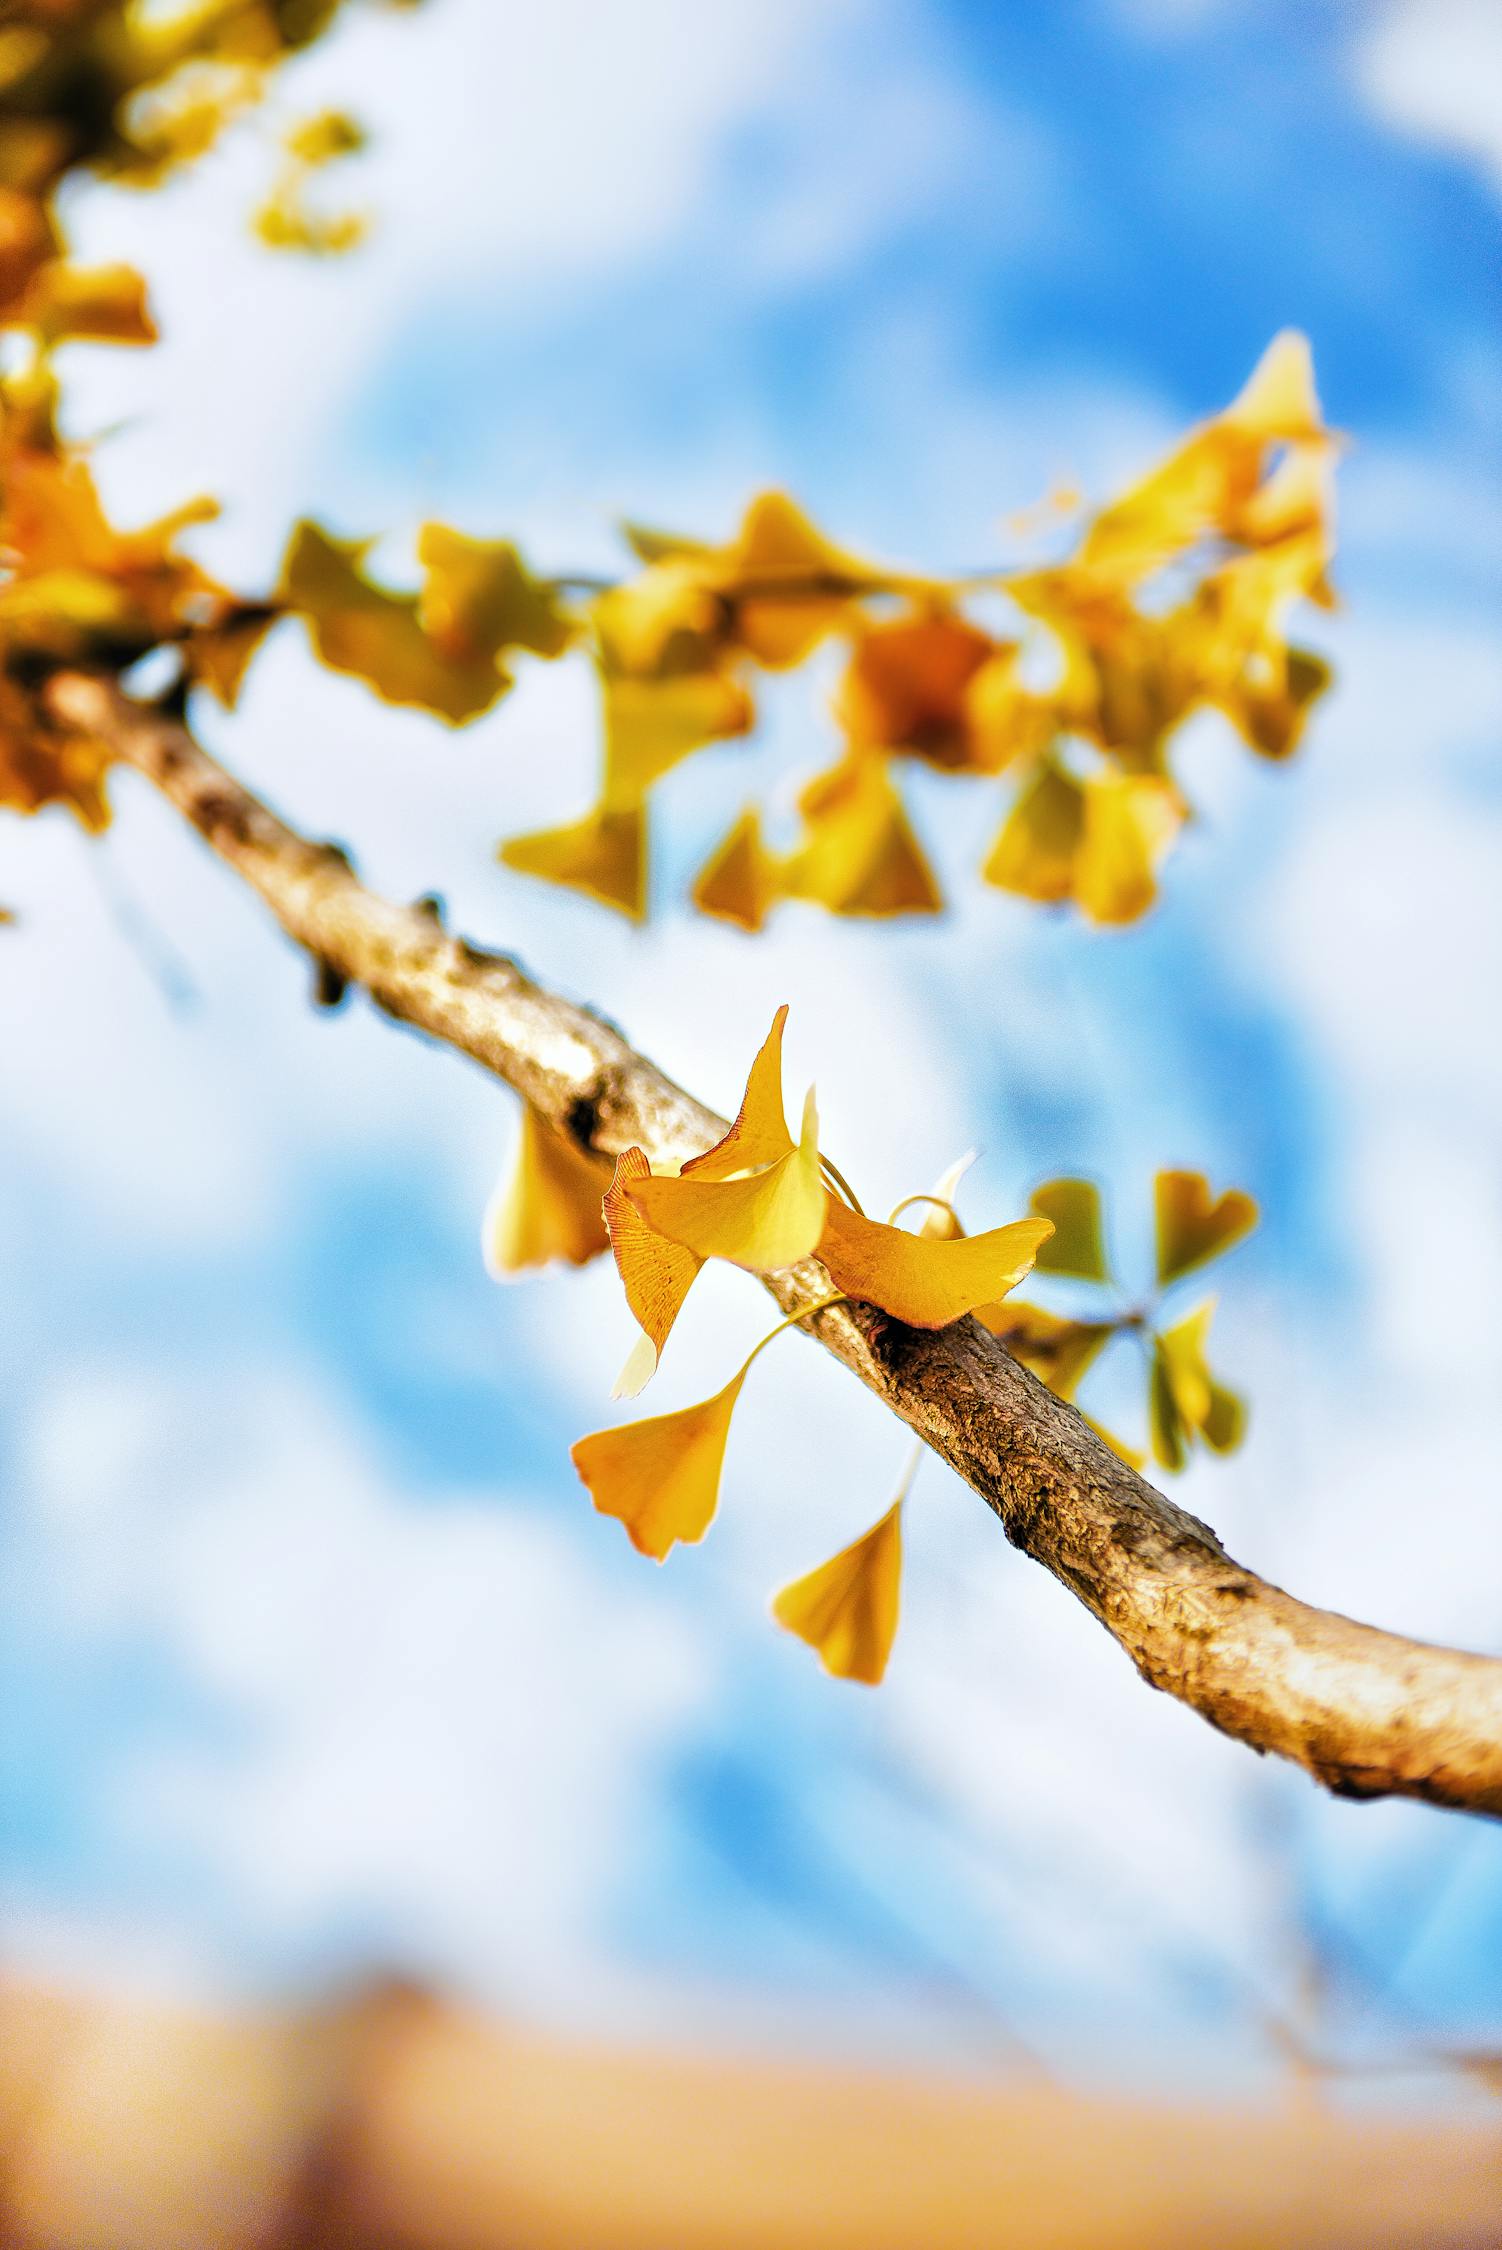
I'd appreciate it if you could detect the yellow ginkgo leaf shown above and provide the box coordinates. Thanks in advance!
[723,490,877,670]
[599,657,753,807]
[982,761,1084,905]
[782,754,943,918]
[1230,443,1335,550]
[628,1088,827,1271]
[591,563,722,674]
[1157,1299,1215,1428]
[1222,329,1325,444]
[1201,1375,1247,1454]
[836,609,996,769]
[1148,1340,1189,1473]
[1074,772,1183,927]
[499,801,647,921]
[603,1147,703,1396]
[691,805,780,933]
[1151,1298,1248,1468]
[772,1500,903,1685]
[818,1201,1051,1329]
[918,1150,978,1241]
[416,525,575,664]
[1029,1177,1110,1281]
[682,1003,796,1181]
[963,649,1057,775]
[482,1105,609,1278]
[571,1367,747,1559]
[1155,1170,1258,1287]
[1218,646,1330,763]
[975,1298,1113,1400]
[19,260,156,346]
[185,600,281,709]
[279,520,512,722]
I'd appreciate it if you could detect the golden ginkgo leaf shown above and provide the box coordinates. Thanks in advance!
[599,656,753,807]
[720,490,878,670]
[1222,329,1325,444]
[416,525,575,665]
[1154,1170,1258,1287]
[499,801,647,921]
[603,1148,703,1398]
[482,1105,609,1278]
[782,754,943,918]
[818,1201,1051,1329]
[571,1366,747,1559]
[836,609,996,769]
[185,601,281,708]
[628,1088,827,1272]
[1073,771,1183,927]
[917,1150,978,1241]
[691,805,781,933]
[279,520,508,723]
[974,1298,1113,1400]
[1029,1177,1110,1282]
[682,1003,796,1180]
[981,760,1085,906]
[1150,1298,1247,1469]
[772,1500,903,1685]
[19,260,157,346]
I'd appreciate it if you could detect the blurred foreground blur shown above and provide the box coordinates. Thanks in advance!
[2,1971,1500,2249]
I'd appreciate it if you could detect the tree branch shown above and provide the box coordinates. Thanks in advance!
[45,668,1502,1820]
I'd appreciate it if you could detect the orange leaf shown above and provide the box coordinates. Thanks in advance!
[772,1501,903,1684]
[603,1148,703,1397]
[482,1106,609,1277]
[571,1367,746,1559]
[818,1200,1051,1328]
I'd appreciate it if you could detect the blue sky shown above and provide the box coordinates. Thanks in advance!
[3,0,1501,2089]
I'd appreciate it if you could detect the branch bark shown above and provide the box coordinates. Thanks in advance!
[46,668,1502,1819]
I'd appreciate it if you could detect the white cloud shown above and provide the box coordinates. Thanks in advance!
[1358,0,1502,198]
[17,1361,710,2016]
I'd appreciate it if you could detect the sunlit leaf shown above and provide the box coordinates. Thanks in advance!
[1148,1340,1188,1472]
[482,1105,609,1278]
[1155,1170,1258,1287]
[1074,772,1183,927]
[782,754,943,918]
[599,656,753,807]
[818,1201,1051,1328]
[682,1004,796,1179]
[17,260,156,346]
[499,801,647,920]
[278,520,508,722]
[691,805,780,932]
[628,1088,827,1271]
[837,609,996,769]
[918,1150,978,1241]
[1029,1177,1110,1281]
[981,760,1084,905]
[571,1367,747,1559]
[417,525,575,664]
[1223,329,1325,443]
[720,490,880,670]
[975,1298,1113,1399]
[1152,1298,1247,1466]
[603,1147,702,1397]
[772,1501,903,1685]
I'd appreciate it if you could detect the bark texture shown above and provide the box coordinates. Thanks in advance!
[47,669,1502,1819]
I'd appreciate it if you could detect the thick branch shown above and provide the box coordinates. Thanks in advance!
[47,669,1502,1819]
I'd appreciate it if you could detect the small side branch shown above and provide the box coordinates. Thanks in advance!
[46,669,1502,1820]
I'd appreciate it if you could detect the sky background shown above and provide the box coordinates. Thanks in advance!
[2,0,1501,2096]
